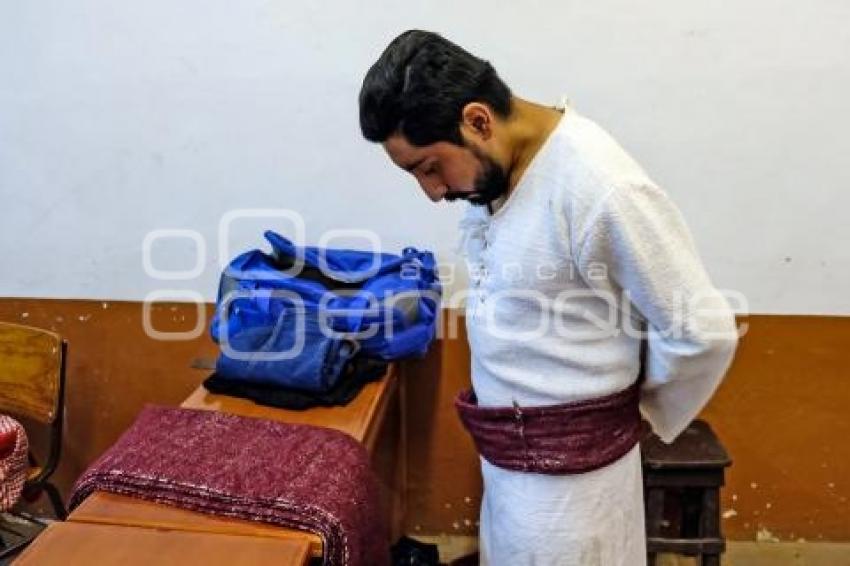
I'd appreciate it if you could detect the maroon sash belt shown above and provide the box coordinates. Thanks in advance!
[454,382,644,474]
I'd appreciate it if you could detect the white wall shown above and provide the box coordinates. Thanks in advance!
[1,0,848,314]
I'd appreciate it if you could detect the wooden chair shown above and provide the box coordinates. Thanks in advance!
[0,322,68,520]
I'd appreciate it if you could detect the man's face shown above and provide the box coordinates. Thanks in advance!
[383,133,509,206]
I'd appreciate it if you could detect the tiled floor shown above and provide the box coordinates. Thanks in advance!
[0,513,48,565]
[414,535,850,565]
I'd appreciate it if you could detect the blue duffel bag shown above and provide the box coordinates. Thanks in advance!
[210,230,441,392]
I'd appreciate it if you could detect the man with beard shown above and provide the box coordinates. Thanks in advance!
[359,30,739,565]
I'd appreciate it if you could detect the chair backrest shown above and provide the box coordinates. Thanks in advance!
[0,322,64,424]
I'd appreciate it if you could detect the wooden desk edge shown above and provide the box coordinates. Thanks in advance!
[363,364,399,454]
[16,521,312,566]
[69,493,324,558]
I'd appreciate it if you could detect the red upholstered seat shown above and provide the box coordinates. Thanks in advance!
[1,415,29,511]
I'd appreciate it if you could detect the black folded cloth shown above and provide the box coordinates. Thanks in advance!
[204,356,388,411]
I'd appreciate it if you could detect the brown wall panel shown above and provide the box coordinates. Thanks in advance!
[0,298,218,498]
[402,313,850,542]
[700,315,850,542]
[1,298,848,542]
[402,316,482,537]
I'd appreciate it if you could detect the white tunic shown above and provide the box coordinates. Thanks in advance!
[458,105,738,565]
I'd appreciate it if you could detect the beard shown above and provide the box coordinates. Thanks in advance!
[444,147,510,207]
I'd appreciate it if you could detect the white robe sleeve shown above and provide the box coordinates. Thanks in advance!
[574,182,739,443]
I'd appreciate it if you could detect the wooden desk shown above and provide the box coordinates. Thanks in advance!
[68,492,324,557]
[180,364,398,454]
[14,522,310,566]
[67,364,403,559]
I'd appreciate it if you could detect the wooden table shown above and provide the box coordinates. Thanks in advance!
[14,522,311,566]
[181,364,398,454]
[66,363,403,560]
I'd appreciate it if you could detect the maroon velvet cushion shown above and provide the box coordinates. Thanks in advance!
[0,429,16,460]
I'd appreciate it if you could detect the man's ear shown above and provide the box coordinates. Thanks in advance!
[460,102,494,142]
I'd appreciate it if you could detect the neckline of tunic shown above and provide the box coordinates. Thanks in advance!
[484,104,574,222]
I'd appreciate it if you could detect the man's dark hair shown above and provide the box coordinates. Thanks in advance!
[359,30,512,146]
